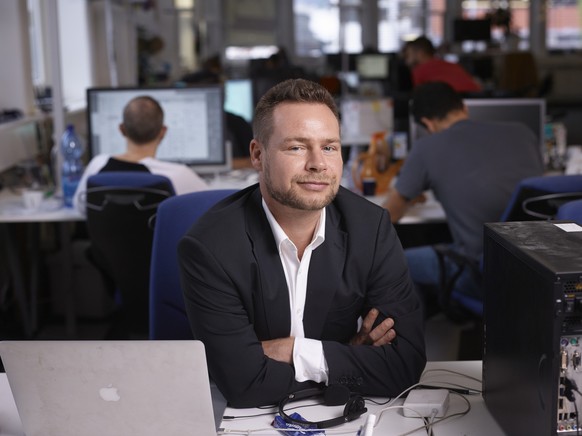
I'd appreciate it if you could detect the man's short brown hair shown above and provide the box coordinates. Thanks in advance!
[252,79,339,145]
[122,96,164,144]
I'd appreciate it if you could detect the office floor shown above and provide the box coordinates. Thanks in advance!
[1,233,483,359]
[21,309,484,361]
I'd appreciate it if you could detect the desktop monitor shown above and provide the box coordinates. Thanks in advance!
[453,18,492,42]
[341,97,394,145]
[87,86,229,174]
[356,54,390,80]
[409,98,546,154]
[224,79,254,123]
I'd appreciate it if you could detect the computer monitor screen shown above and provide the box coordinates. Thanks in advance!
[453,19,491,42]
[409,98,545,153]
[356,54,390,80]
[341,98,394,145]
[224,79,254,123]
[87,86,228,174]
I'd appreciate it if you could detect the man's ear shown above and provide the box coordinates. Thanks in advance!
[157,125,168,142]
[420,117,437,133]
[250,139,263,171]
[119,124,126,137]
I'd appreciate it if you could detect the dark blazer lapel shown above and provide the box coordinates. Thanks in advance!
[303,203,347,339]
[245,189,291,339]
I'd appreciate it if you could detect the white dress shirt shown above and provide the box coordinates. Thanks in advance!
[262,199,330,383]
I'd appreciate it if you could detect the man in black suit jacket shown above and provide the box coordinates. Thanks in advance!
[178,79,426,408]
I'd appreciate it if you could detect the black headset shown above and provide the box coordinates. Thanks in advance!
[278,384,367,429]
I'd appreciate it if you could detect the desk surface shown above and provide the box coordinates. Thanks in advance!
[0,190,83,223]
[219,360,503,436]
[0,172,446,225]
[0,361,503,436]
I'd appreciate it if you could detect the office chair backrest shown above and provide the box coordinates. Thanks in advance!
[556,199,582,225]
[499,175,582,222]
[451,175,582,320]
[149,189,237,340]
[85,172,175,336]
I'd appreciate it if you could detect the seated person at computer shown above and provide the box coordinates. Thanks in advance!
[404,36,482,94]
[73,96,207,212]
[178,79,426,408]
[383,82,544,316]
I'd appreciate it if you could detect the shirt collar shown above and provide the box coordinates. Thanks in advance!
[262,198,326,252]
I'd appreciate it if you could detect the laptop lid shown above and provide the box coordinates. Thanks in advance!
[0,340,217,436]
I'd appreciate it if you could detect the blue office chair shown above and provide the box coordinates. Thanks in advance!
[85,172,175,337]
[500,174,582,222]
[452,175,582,319]
[556,199,582,224]
[149,189,237,340]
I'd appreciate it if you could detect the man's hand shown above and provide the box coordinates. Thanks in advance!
[262,337,295,364]
[350,308,396,346]
[410,192,427,205]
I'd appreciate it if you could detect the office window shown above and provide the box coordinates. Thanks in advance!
[26,0,93,110]
[223,0,279,61]
[175,0,197,72]
[27,0,46,87]
[293,0,362,58]
[546,0,582,50]
[461,1,530,51]
[378,0,445,52]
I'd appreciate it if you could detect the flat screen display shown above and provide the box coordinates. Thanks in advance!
[87,86,228,173]
[356,54,390,80]
[341,97,394,145]
[224,79,254,122]
[409,98,546,154]
[453,19,492,42]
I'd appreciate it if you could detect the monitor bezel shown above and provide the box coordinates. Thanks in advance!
[355,53,390,80]
[408,98,546,155]
[86,85,231,174]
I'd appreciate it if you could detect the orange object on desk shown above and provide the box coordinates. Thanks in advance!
[351,131,403,195]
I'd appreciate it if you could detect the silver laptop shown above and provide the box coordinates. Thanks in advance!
[0,340,219,436]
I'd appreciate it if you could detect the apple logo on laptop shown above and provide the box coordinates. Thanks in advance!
[99,384,121,402]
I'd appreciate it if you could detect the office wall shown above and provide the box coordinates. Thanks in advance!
[90,1,137,87]
[0,0,35,115]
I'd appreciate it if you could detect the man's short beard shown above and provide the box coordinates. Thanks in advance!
[264,169,338,211]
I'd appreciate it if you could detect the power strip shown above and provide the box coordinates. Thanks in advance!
[403,389,450,418]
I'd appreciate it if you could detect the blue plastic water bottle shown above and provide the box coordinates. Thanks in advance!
[60,124,85,207]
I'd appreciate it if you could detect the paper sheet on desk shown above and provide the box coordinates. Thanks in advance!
[0,197,62,215]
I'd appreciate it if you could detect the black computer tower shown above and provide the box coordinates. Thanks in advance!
[483,221,582,435]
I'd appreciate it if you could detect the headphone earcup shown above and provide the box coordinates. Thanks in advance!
[323,384,350,406]
[344,395,367,420]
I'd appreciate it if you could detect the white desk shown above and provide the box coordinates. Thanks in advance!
[0,361,504,436]
[219,361,503,435]
[366,190,446,224]
[0,373,23,436]
[205,169,447,225]
[0,190,83,338]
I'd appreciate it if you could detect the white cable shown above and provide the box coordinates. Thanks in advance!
[421,368,482,384]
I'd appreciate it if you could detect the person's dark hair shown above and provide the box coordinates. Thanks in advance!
[411,82,464,125]
[252,79,339,145]
[122,96,164,144]
[410,36,436,56]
